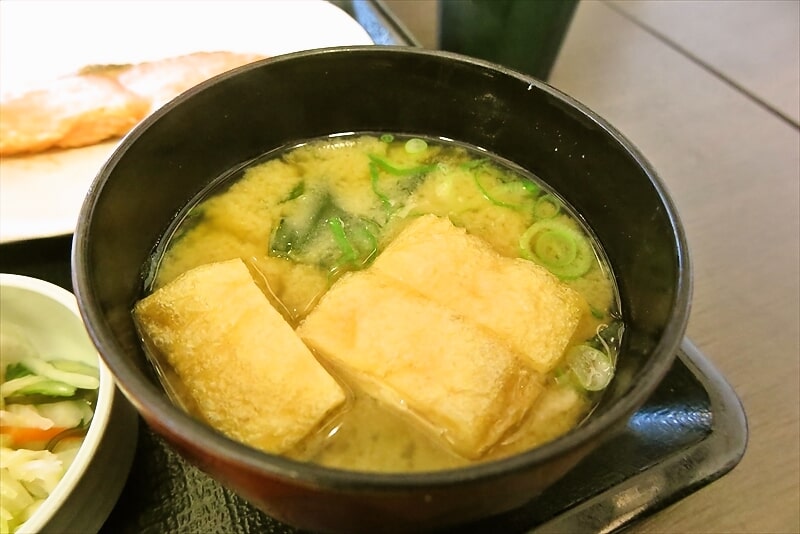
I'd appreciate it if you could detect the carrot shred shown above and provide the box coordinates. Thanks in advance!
[0,425,70,447]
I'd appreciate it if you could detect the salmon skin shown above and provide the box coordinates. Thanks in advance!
[0,51,266,157]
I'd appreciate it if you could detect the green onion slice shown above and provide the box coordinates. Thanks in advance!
[326,216,379,278]
[404,138,428,154]
[566,344,614,391]
[368,155,436,176]
[504,180,540,196]
[534,229,577,267]
[533,194,561,219]
[328,217,357,264]
[459,158,488,170]
[469,165,539,209]
[379,134,394,143]
[369,161,393,209]
[473,171,519,209]
[519,219,594,279]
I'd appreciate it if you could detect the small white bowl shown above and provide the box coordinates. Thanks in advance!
[0,274,138,534]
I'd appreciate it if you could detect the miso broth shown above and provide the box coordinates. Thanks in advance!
[137,134,624,472]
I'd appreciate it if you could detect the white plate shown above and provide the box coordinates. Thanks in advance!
[0,0,373,243]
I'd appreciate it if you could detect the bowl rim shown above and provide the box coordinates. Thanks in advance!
[0,273,118,531]
[72,45,692,491]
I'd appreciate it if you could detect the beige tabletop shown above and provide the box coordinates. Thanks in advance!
[387,0,800,532]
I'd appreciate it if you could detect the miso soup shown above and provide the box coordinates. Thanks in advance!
[134,134,624,472]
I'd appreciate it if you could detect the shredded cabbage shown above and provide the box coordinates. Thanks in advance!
[0,328,99,534]
[0,448,65,534]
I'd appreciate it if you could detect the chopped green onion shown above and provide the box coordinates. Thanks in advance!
[326,216,379,277]
[533,194,560,219]
[404,138,428,154]
[379,134,394,143]
[464,162,538,209]
[328,217,357,264]
[369,161,393,209]
[534,229,577,267]
[519,219,594,279]
[496,180,540,198]
[473,171,518,209]
[347,220,379,265]
[368,155,436,176]
[520,180,540,195]
[459,158,488,170]
[566,344,614,391]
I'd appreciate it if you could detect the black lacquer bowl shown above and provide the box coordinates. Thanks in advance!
[72,47,691,533]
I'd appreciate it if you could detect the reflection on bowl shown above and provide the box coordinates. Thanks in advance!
[72,46,691,533]
[0,274,138,534]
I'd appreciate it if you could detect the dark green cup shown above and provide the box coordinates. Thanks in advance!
[438,0,579,80]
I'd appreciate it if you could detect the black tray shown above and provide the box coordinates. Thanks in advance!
[0,233,747,534]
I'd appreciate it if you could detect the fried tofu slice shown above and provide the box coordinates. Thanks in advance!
[297,271,543,459]
[133,258,346,454]
[371,215,586,373]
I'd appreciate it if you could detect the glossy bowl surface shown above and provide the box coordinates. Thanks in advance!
[72,46,691,533]
[0,274,138,534]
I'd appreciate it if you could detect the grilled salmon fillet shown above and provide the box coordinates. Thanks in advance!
[0,75,149,156]
[0,51,266,156]
[115,51,266,113]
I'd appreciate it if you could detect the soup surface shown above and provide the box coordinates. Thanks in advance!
[137,134,623,472]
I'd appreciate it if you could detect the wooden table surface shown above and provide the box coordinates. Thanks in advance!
[549,2,799,532]
[387,0,800,532]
